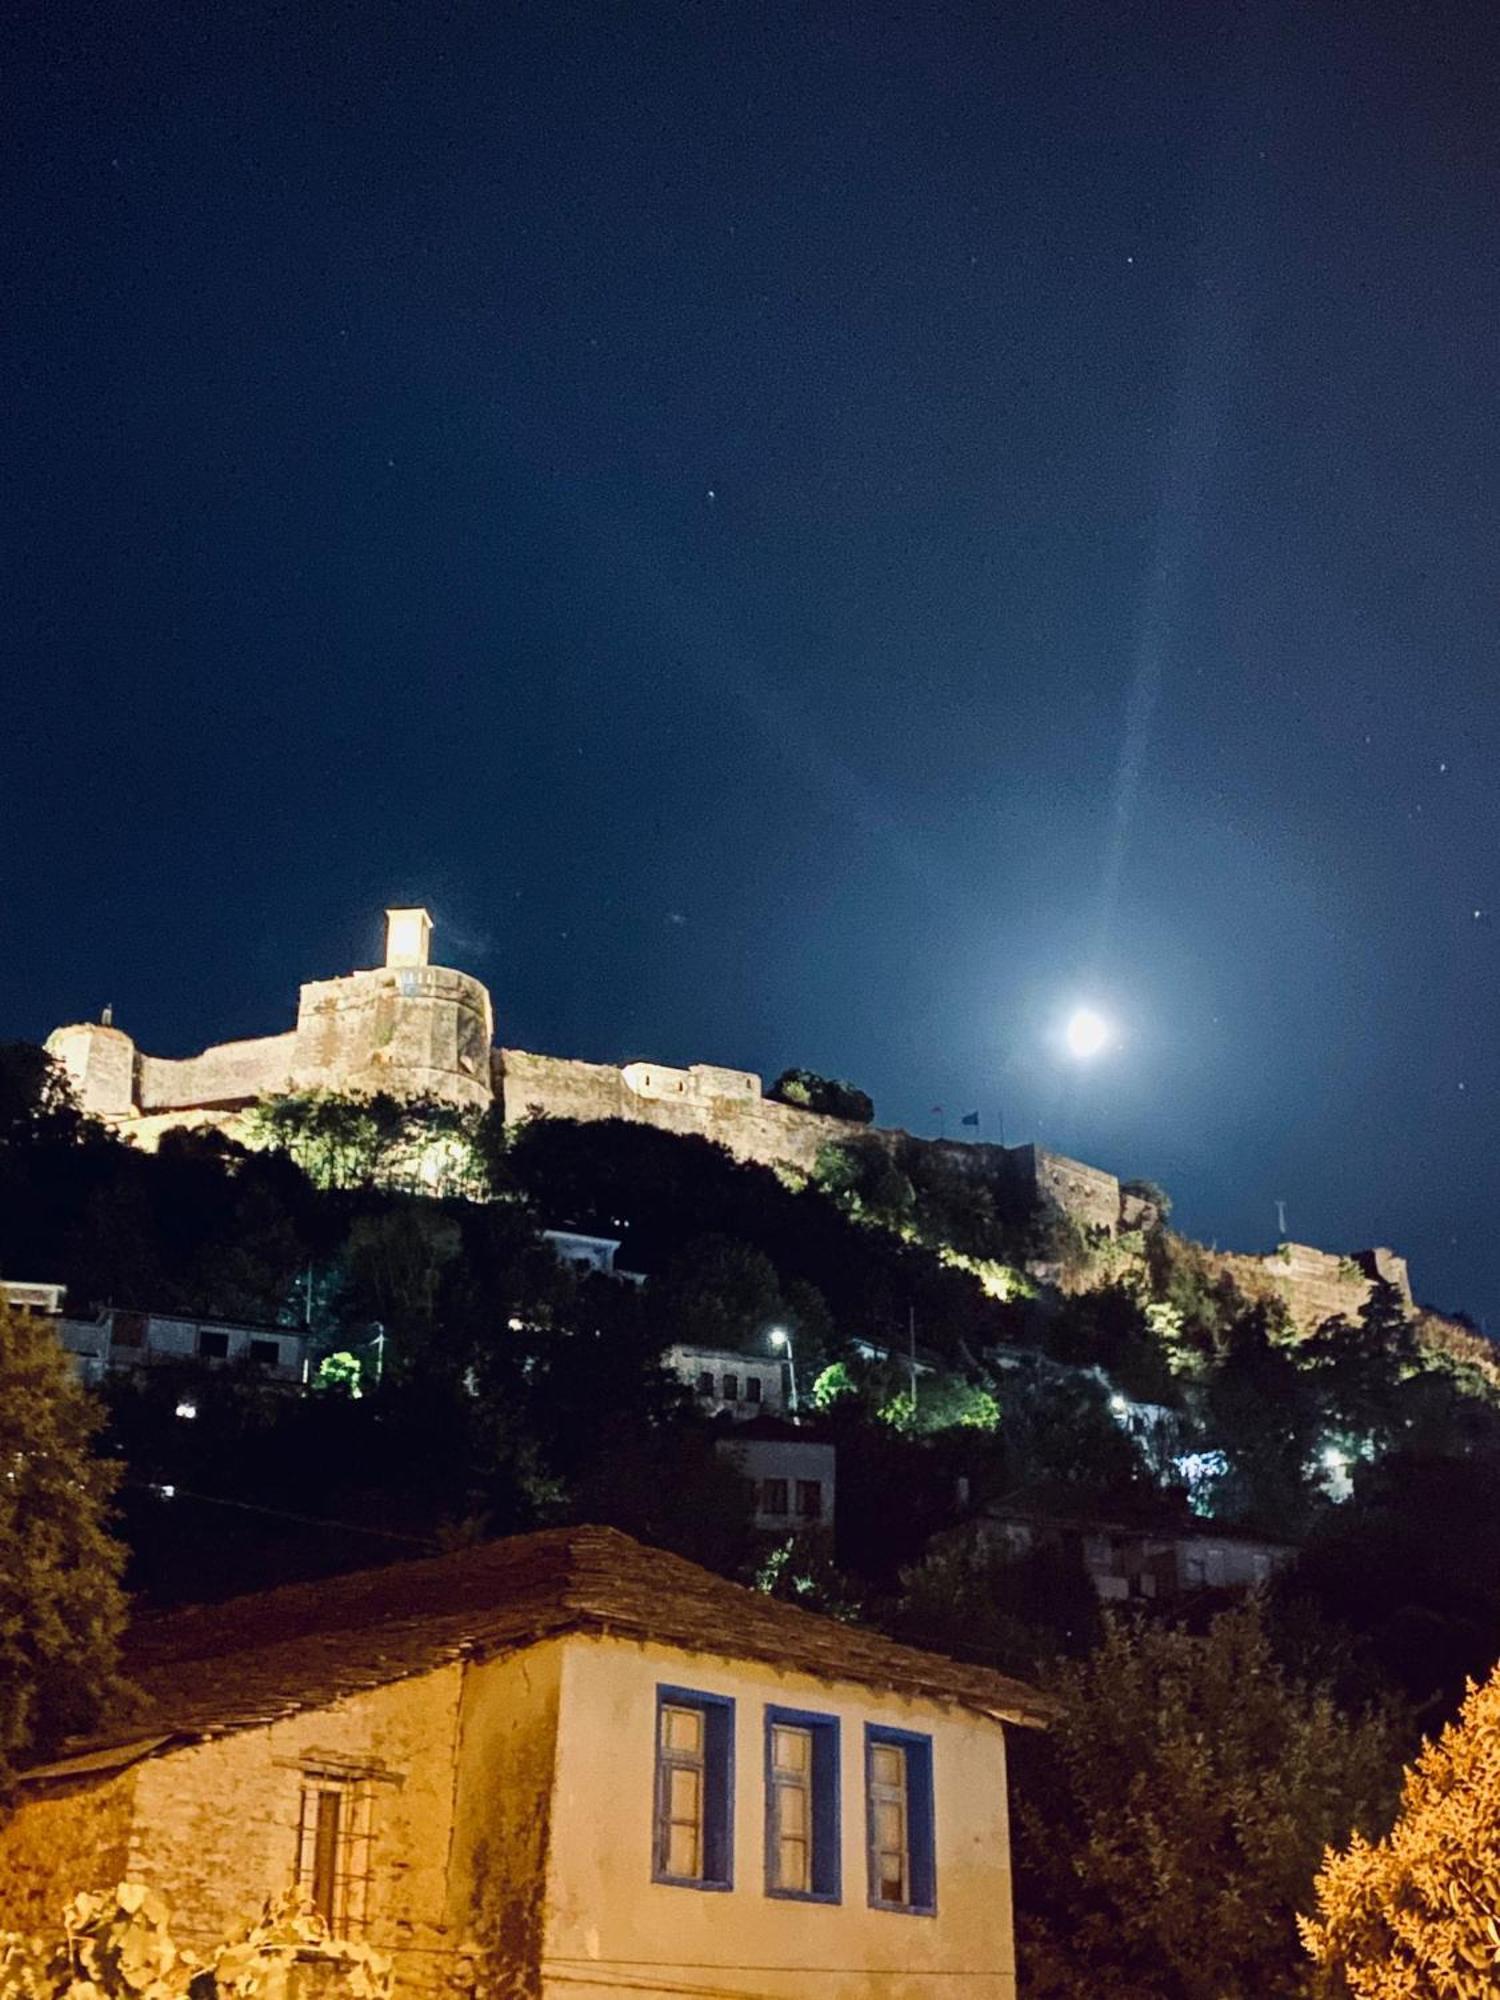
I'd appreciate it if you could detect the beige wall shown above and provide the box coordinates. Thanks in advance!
[542,1634,1016,2000]
[449,1639,567,2000]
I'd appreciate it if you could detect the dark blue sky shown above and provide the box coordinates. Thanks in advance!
[7,2,1498,1321]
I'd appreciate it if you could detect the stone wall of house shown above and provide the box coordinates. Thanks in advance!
[123,1669,465,1989]
[0,1766,137,1932]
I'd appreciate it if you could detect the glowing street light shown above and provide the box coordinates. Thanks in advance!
[769,1324,799,1415]
[1064,1007,1111,1060]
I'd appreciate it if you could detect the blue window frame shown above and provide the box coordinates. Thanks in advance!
[653,1686,735,1890]
[865,1725,936,1914]
[763,1707,841,1903]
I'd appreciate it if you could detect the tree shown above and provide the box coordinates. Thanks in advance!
[1302,1660,1500,1997]
[769,1069,874,1123]
[1121,1176,1173,1225]
[893,1529,1100,1677]
[0,1044,104,1151]
[1015,1603,1403,2000]
[650,1235,785,1353]
[0,1298,128,1782]
[1204,1301,1322,1536]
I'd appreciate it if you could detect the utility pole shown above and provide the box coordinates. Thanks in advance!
[908,1306,918,1412]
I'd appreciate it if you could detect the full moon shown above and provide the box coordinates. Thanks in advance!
[1065,1007,1111,1060]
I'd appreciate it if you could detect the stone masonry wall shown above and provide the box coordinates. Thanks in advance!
[1203,1242,1410,1333]
[138,1033,298,1111]
[0,1767,137,1932]
[496,1047,867,1173]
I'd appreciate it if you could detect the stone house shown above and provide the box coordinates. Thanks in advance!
[0,1525,1051,2000]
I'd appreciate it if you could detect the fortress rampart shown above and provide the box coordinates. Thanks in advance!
[44,907,1468,1357]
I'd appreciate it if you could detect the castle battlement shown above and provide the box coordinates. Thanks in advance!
[44,907,1446,1348]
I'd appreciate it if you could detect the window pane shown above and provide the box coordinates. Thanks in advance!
[879,1857,906,1903]
[662,1705,704,1754]
[772,1725,810,1774]
[777,1835,810,1893]
[668,1766,702,1822]
[311,1789,342,1927]
[667,1817,701,1879]
[872,1744,905,1789]
[874,1798,904,1848]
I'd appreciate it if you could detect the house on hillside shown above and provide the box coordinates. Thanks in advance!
[57,1305,308,1388]
[975,1508,1294,1603]
[715,1416,837,1533]
[665,1340,788,1418]
[0,1525,1051,2000]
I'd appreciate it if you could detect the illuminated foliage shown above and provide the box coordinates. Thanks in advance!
[314,1350,363,1397]
[878,1378,1000,1435]
[1302,1664,1500,1996]
[245,1090,494,1199]
[0,1884,391,2000]
[769,1069,874,1123]
[0,1298,127,1783]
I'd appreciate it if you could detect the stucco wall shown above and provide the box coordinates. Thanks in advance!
[541,1634,1016,2000]
[449,1640,566,2000]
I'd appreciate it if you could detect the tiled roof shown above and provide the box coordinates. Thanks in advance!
[27,1526,1052,1781]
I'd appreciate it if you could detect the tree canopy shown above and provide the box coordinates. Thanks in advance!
[1302,1660,1500,1997]
[1015,1604,1403,2000]
[0,1297,128,1783]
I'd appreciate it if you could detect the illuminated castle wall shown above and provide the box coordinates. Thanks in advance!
[47,909,1445,1346]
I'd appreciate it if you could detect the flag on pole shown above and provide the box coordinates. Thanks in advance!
[960,1110,980,1128]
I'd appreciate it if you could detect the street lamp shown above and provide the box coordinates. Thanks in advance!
[769,1325,799,1415]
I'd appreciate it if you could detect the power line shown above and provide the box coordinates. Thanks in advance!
[125,1481,439,1549]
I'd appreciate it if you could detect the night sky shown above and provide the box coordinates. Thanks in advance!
[7,3,1499,1323]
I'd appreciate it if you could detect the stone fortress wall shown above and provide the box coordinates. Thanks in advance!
[45,907,1475,1357]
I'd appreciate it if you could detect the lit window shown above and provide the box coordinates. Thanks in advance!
[766,1708,840,1901]
[796,1479,823,1521]
[760,1478,789,1516]
[866,1727,935,1913]
[654,1688,733,1889]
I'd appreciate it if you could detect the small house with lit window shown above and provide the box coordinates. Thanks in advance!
[0,1525,1051,1999]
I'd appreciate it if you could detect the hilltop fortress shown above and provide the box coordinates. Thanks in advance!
[47,907,1445,1342]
